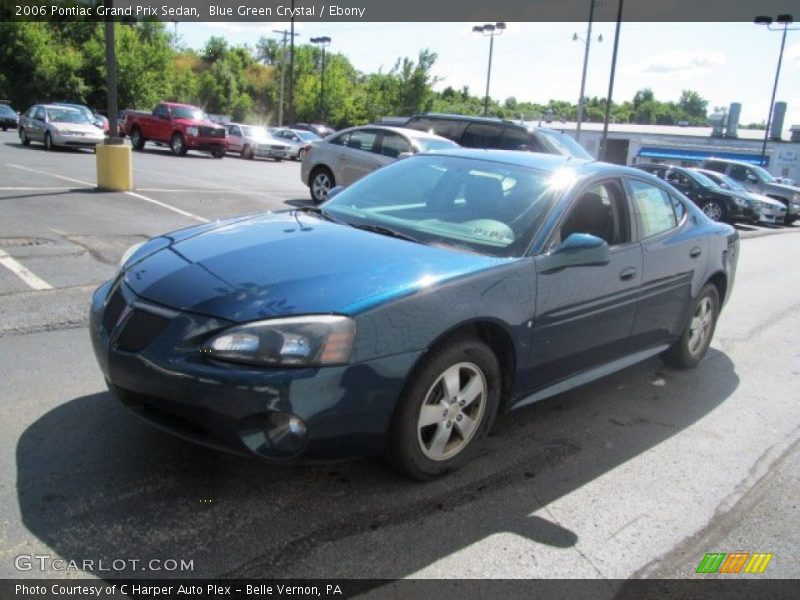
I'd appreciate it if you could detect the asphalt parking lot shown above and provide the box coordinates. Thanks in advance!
[1,131,799,585]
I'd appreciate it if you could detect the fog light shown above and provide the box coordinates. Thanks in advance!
[265,412,307,454]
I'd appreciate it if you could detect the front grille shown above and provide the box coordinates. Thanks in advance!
[198,126,225,138]
[103,287,126,332]
[269,145,289,151]
[116,309,169,352]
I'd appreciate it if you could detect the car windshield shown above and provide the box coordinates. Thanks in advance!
[535,128,593,160]
[296,130,321,141]
[242,126,267,138]
[172,106,209,121]
[710,172,747,191]
[748,164,776,183]
[46,108,89,124]
[686,169,718,188]
[416,137,459,152]
[0,105,15,116]
[323,155,567,258]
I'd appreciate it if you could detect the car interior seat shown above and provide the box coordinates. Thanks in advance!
[561,192,614,243]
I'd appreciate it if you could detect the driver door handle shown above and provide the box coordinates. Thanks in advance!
[620,267,637,281]
[690,247,702,258]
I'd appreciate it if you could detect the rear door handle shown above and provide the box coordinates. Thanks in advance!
[690,247,702,258]
[620,267,637,281]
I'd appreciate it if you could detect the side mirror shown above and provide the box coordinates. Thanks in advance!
[538,233,610,273]
[327,185,345,200]
[745,174,758,183]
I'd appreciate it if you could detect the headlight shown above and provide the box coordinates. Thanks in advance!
[118,241,145,269]
[731,196,746,207]
[186,127,198,137]
[204,315,356,366]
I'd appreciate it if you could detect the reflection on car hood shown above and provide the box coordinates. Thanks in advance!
[124,212,510,322]
[51,122,103,134]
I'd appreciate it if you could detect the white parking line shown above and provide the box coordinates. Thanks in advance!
[0,187,72,191]
[0,249,52,291]
[5,163,209,223]
[124,191,210,223]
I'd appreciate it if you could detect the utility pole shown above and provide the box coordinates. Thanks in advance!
[288,0,296,124]
[273,28,299,126]
[310,36,332,122]
[600,0,623,162]
[574,0,602,144]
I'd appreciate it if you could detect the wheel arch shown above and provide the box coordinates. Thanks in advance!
[400,318,517,411]
[706,271,728,306]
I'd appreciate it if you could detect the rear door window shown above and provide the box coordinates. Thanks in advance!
[405,118,467,143]
[497,126,532,150]
[461,123,503,148]
[377,131,412,158]
[629,179,679,238]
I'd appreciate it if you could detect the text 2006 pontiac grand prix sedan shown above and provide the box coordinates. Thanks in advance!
[90,150,739,479]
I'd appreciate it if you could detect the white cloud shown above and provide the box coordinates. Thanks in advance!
[786,41,800,63]
[624,50,727,81]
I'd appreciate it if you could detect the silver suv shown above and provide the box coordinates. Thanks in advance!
[700,158,800,225]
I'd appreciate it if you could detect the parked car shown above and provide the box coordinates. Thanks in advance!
[291,122,336,138]
[18,104,104,150]
[269,128,321,160]
[0,103,19,131]
[402,113,594,160]
[52,102,109,134]
[634,164,759,223]
[773,177,796,186]
[91,150,738,479]
[224,123,290,161]
[301,125,458,203]
[700,158,800,225]
[126,102,227,158]
[693,168,787,226]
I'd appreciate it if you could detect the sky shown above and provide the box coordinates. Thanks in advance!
[175,21,800,131]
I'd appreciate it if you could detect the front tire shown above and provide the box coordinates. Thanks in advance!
[701,200,725,222]
[386,336,501,480]
[309,167,334,204]
[170,132,187,156]
[19,128,30,146]
[241,145,253,160]
[211,149,225,159]
[44,132,53,151]
[296,148,306,161]
[662,283,720,369]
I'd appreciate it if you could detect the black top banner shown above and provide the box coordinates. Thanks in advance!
[3,0,800,22]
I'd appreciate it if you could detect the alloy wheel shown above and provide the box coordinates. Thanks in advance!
[702,202,723,221]
[687,297,714,356]
[416,362,487,461]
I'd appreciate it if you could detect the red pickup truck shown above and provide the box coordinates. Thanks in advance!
[127,102,228,158]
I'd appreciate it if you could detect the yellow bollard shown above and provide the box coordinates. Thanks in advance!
[95,143,133,191]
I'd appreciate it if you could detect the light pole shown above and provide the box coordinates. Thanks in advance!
[472,22,506,116]
[754,14,797,165]
[310,36,331,123]
[600,0,623,162]
[573,0,603,144]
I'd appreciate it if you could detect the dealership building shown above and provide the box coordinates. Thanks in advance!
[542,104,800,182]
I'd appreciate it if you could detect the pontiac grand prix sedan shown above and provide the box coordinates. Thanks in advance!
[90,151,739,479]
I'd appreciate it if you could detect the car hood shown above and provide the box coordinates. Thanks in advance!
[766,182,800,196]
[51,122,103,134]
[175,118,223,129]
[124,212,511,322]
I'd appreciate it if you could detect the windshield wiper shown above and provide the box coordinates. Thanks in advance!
[349,222,420,243]
[293,205,345,224]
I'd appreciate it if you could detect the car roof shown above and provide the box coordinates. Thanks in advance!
[334,125,453,141]
[702,157,756,167]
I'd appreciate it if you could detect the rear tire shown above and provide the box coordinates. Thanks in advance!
[386,336,501,480]
[241,145,253,160]
[44,132,53,151]
[309,167,334,204]
[130,127,145,151]
[211,149,225,159]
[296,148,306,161]
[661,283,720,369]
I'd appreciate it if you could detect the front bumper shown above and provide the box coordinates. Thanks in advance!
[90,279,420,462]
[254,144,288,159]
[184,136,227,152]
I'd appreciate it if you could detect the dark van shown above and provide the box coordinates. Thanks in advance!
[403,113,593,160]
